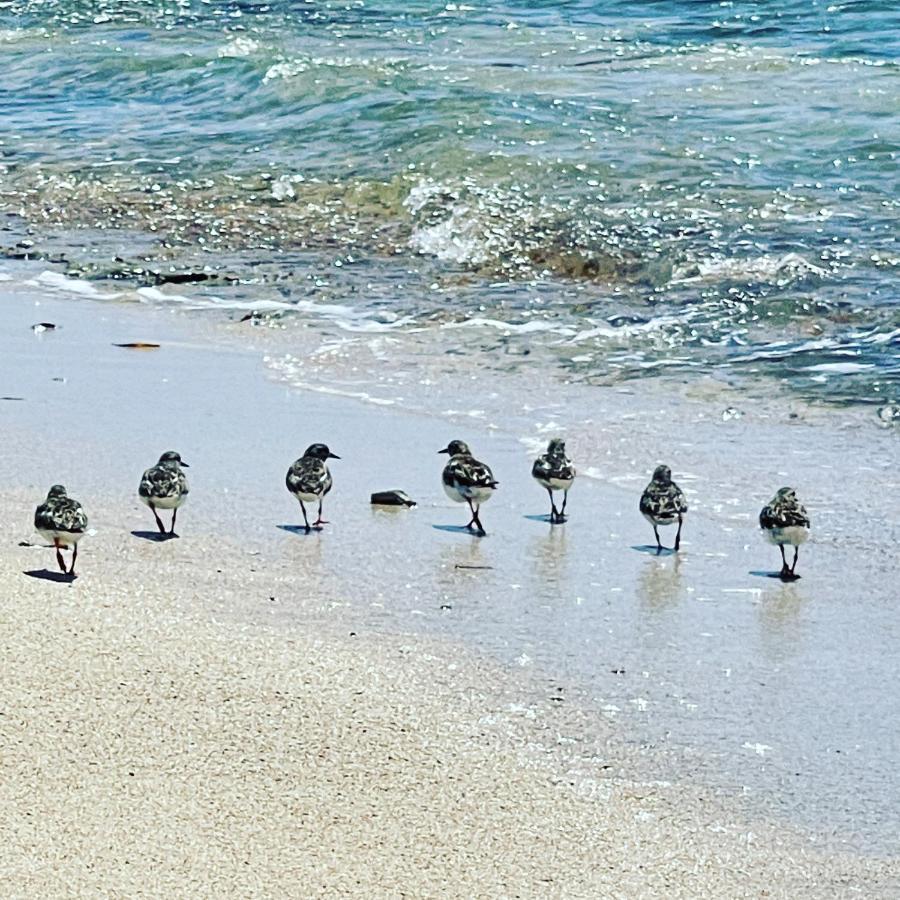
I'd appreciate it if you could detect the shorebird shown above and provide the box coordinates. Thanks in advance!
[640,464,688,554]
[759,487,810,579]
[439,439,498,536]
[286,443,340,532]
[139,450,190,536]
[532,438,576,524]
[34,484,88,576]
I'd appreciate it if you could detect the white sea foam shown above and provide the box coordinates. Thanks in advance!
[291,301,416,333]
[263,54,403,83]
[218,37,261,58]
[408,210,488,265]
[404,178,538,268]
[743,742,774,756]
[519,436,547,457]
[33,270,122,299]
[131,287,413,332]
[567,312,692,343]
[265,358,396,407]
[671,253,827,286]
[0,28,30,43]
[805,362,875,374]
[667,41,894,74]
[270,176,297,201]
[732,338,840,364]
[441,317,576,336]
[856,327,900,346]
[135,287,297,314]
[405,181,491,265]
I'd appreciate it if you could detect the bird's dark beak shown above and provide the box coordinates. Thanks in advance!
[181,461,190,467]
[438,447,450,454]
[328,453,341,460]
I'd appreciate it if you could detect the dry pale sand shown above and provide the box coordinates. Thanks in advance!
[1,489,897,899]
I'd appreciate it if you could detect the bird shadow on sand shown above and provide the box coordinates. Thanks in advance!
[631,544,678,557]
[131,530,178,542]
[276,524,323,536]
[524,514,571,527]
[24,568,75,583]
[432,524,486,537]
[749,570,802,582]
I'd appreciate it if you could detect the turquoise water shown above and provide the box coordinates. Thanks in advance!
[1,0,898,403]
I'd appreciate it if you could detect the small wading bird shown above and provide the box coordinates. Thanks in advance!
[759,487,810,580]
[532,438,576,524]
[640,464,688,554]
[439,439,498,536]
[139,450,190,536]
[286,443,340,532]
[34,484,88,576]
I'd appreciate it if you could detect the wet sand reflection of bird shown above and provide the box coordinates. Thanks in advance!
[529,526,569,597]
[637,555,684,612]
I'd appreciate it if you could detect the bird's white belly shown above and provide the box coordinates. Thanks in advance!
[444,482,494,505]
[141,493,185,510]
[764,526,808,546]
[643,512,677,527]
[37,528,85,547]
[443,483,465,503]
[536,476,573,492]
[293,491,321,503]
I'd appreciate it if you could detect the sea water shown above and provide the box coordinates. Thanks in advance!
[0,0,897,406]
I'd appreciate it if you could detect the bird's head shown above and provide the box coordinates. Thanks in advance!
[652,464,672,484]
[304,443,340,461]
[439,439,470,457]
[47,484,68,499]
[158,450,189,468]
[547,438,567,457]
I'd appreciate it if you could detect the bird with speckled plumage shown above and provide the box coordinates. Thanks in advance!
[34,484,88,575]
[760,487,810,579]
[532,438,576,524]
[286,443,340,532]
[640,464,688,554]
[439,439,498,536]
[139,451,190,537]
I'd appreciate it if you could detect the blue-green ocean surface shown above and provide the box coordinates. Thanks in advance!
[1,0,898,401]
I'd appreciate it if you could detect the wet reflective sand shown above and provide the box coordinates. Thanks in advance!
[2,287,898,855]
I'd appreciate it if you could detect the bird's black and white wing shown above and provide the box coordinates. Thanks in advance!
[640,482,688,520]
[532,455,576,483]
[444,456,497,495]
[760,497,809,530]
[35,498,87,534]
[140,465,188,502]
[286,457,332,498]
